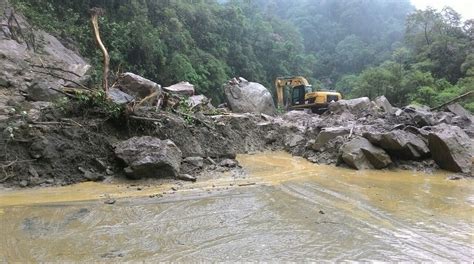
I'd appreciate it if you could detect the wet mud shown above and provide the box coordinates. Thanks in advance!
[1,152,473,262]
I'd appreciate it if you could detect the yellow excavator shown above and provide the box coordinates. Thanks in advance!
[275,76,342,114]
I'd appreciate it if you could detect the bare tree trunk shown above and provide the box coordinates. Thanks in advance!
[90,8,109,92]
[430,91,473,111]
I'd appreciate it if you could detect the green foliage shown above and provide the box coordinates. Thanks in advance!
[10,0,472,111]
[54,91,124,119]
[11,0,413,105]
[176,97,194,125]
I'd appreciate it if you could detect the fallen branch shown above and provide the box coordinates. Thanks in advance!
[431,91,473,111]
[135,91,159,109]
[0,173,12,183]
[49,87,78,99]
[129,115,164,123]
[0,160,17,169]
[60,118,84,127]
[349,126,354,138]
[238,182,256,187]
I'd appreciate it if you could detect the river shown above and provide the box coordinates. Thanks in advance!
[1,152,473,262]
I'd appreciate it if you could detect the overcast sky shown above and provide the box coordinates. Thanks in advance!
[411,0,474,20]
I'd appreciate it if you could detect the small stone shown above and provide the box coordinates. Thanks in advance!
[183,157,204,168]
[104,199,116,205]
[19,180,28,187]
[219,159,238,168]
[28,167,39,178]
[447,175,462,181]
[84,171,105,182]
[176,174,197,182]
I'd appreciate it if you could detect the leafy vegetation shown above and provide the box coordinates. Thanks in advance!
[11,0,473,110]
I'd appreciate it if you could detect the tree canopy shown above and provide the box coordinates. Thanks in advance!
[11,0,473,110]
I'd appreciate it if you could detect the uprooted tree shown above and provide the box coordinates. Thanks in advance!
[90,7,109,92]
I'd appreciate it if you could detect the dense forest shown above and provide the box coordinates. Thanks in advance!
[11,0,474,110]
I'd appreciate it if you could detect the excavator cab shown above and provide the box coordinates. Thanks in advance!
[291,85,312,106]
[275,76,342,114]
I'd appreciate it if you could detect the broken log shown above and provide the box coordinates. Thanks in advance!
[431,91,473,111]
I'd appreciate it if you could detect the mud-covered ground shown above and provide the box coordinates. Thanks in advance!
[1,97,473,189]
[1,152,472,262]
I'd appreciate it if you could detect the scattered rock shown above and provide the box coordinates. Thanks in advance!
[312,127,350,151]
[447,103,473,121]
[224,77,276,115]
[114,136,182,179]
[19,180,28,187]
[112,72,161,100]
[176,174,197,182]
[364,130,430,160]
[83,171,105,182]
[107,87,134,105]
[219,159,239,168]
[285,134,305,148]
[447,175,462,180]
[28,166,39,178]
[163,82,195,96]
[183,156,204,168]
[340,137,392,170]
[401,105,435,127]
[104,198,116,205]
[328,97,371,115]
[373,95,394,114]
[428,124,473,173]
[186,95,214,111]
[0,77,10,87]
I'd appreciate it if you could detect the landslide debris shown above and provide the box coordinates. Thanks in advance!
[1,4,473,188]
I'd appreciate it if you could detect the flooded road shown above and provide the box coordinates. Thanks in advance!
[1,152,473,262]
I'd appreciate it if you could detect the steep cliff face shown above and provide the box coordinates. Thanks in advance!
[0,0,90,105]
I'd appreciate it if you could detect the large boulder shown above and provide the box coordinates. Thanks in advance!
[399,105,436,127]
[340,137,392,170]
[113,136,182,179]
[0,7,90,99]
[447,103,473,121]
[312,127,350,151]
[25,81,60,102]
[328,97,372,115]
[224,77,276,115]
[163,82,195,96]
[112,72,161,100]
[427,124,474,173]
[363,130,430,160]
[373,96,394,114]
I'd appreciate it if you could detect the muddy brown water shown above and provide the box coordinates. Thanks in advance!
[1,152,473,262]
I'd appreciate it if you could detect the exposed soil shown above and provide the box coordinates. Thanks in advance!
[2,99,471,189]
